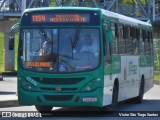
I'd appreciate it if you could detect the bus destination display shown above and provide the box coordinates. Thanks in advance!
[32,13,90,23]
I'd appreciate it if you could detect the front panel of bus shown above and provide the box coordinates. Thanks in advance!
[18,8,104,107]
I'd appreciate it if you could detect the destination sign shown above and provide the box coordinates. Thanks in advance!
[25,62,52,67]
[21,10,100,26]
[32,13,90,23]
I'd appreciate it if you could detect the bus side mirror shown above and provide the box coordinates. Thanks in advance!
[9,37,14,50]
[106,28,112,43]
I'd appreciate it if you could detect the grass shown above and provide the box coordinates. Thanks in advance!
[0,32,18,72]
[15,33,19,71]
[154,74,160,81]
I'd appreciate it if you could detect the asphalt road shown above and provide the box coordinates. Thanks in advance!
[0,76,17,94]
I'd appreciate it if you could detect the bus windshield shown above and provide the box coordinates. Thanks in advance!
[20,28,100,73]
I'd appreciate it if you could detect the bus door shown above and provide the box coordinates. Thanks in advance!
[103,25,113,105]
[126,27,140,98]
[115,23,126,101]
[110,23,126,101]
[126,56,139,98]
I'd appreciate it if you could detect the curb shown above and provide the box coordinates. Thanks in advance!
[0,100,19,108]
[0,95,19,108]
[2,72,17,76]
[153,80,160,85]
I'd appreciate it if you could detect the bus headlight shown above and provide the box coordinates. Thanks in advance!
[85,86,91,91]
[81,78,102,92]
[28,86,32,90]
[19,79,35,91]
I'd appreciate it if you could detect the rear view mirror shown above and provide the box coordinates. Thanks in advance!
[9,36,14,50]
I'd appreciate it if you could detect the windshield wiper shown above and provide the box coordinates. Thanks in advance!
[38,27,51,43]
[72,27,81,49]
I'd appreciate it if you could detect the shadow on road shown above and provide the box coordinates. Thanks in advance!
[0,91,16,95]
[40,99,160,117]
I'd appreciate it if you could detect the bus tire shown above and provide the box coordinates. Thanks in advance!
[134,78,144,104]
[102,84,118,111]
[35,105,53,113]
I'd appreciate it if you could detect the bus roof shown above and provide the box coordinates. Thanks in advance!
[23,7,100,13]
[101,9,152,30]
[23,7,152,30]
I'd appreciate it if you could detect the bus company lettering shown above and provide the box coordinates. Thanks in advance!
[128,62,137,75]
[26,77,37,86]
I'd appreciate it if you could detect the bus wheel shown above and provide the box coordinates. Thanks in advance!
[134,78,144,104]
[102,85,118,111]
[35,105,53,113]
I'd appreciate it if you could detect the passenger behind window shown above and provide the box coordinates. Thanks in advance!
[80,33,99,56]
[133,39,138,55]
[80,34,92,52]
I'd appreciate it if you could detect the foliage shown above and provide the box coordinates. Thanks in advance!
[154,74,160,80]
[154,39,160,71]
[120,0,145,4]
[15,33,19,71]
[0,32,18,72]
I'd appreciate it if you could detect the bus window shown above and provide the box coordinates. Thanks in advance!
[150,32,154,56]
[118,25,125,54]
[145,31,151,55]
[111,22,118,54]
[140,30,145,55]
[126,26,133,55]
[136,29,140,55]
[53,29,58,53]
[132,28,139,55]
[103,25,111,64]
[103,25,107,55]
[20,28,100,73]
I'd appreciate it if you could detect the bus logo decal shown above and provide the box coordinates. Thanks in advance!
[129,62,138,75]
[26,77,37,86]
[55,87,62,91]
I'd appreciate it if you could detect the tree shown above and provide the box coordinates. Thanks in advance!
[154,39,160,71]
[120,0,146,4]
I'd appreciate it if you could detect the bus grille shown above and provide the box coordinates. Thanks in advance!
[44,95,73,101]
[32,77,85,85]
[40,87,77,91]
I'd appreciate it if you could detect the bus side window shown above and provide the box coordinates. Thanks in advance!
[146,31,151,55]
[144,30,150,55]
[132,28,139,55]
[140,30,145,55]
[136,29,140,55]
[117,24,124,54]
[111,22,118,54]
[126,26,133,55]
[103,25,107,55]
[118,25,126,54]
[103,25,111,64]
[150,32,154,56]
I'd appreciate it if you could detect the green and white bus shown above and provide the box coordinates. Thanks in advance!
[14,7,154,112]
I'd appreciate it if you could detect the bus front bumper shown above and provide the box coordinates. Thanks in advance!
[18,87,103,107]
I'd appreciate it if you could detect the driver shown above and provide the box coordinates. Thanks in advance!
[38,37,54,61]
